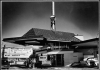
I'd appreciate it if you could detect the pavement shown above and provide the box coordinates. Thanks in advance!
[1,66,99,70]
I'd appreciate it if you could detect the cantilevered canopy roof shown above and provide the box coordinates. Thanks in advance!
[3,35,44,45]
[3,28,81,45]
[72,38,99,47]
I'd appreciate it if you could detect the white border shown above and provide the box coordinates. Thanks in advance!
[0,0,2,68]
[1,0,99,69]
[1,0,99,2]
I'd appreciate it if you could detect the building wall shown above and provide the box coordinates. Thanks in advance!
[64,52,83,66]
[39,50,83,66]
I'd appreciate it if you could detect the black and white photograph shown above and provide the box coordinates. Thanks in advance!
[1,0,99,70]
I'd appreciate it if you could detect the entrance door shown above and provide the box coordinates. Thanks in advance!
[56,54,64,66]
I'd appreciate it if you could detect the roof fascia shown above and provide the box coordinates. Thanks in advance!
[72,38,99,45]
[47,40,71,42]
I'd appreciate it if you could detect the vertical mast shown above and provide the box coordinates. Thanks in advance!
[52,1,55,16]
[50,1,56,31]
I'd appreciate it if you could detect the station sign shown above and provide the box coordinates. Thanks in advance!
[1,47,33,58]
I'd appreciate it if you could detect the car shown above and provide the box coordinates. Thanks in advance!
[66,60,98,68]
[84,57,99,67]
[70,61,90,68]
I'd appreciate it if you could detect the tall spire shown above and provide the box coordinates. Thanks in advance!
[50,1,56,31]
[52,1,55,16]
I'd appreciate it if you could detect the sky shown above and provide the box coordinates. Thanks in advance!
[2,2,99,41]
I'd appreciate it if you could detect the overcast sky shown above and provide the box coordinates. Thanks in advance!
[2,2,98,40]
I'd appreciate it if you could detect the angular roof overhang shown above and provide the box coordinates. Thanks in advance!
[3,35,44,45]
[3,36,72,46]
[72,38,99,48]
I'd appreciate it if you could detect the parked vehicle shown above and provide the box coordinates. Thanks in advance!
[66,60,98,68]
[69,61,89,68]
[84,57,99,67]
